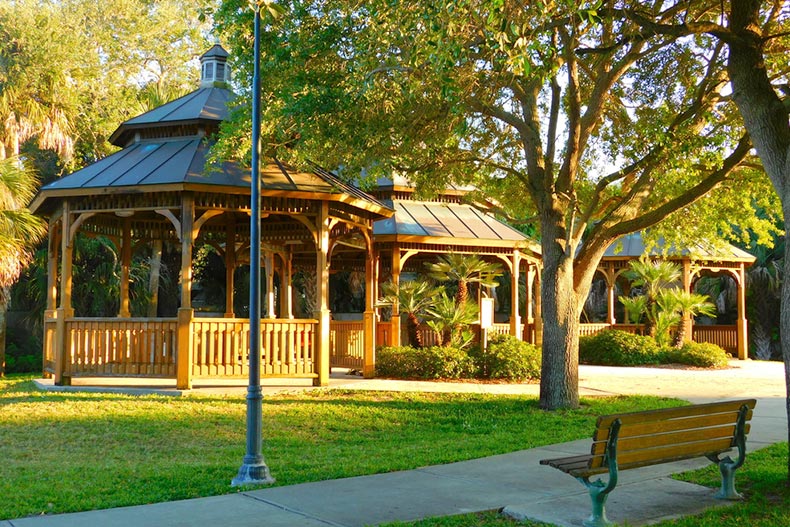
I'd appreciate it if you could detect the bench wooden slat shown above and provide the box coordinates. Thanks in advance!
[590,423,749,456]
[595,399,755,429]
[597,436,735,469]
[593,410,753,442]
[541,456,593,473]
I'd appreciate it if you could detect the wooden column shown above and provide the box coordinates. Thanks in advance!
[225,218,236,318]
[314,202,331,386]
[736,264,748,360]
[264,251,276,318]
[176,195,195,390]
[119,218,132,318]
[280,250,294,319]
[510,252,521,339]
[363,236,376,378]
[534,268,543,347]
[43,217,60,378]
[524,265,536,344]
[390,244,401,347]
[54,203,74,386]
[681,259,693,345]
[606,271,616,325]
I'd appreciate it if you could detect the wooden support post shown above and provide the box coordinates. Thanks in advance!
[225,218,236,318]
[510,252,521,339]
[314,202,331,386]
[606,272,616,325]
[280,249,294,319]
[264,251,276,318]
[390,244,401,347]
[176,195,194,390]
[43,219,60,378]
[736,264,748,360]
[363,240,376,378]
[55,203,74,386]
[681,259,693,345]
[534,269,543,347]
[119,218,132,318]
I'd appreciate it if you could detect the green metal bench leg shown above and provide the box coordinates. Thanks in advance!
[708,404,750,500]
[578,418,621,527]
[578,477,615,527]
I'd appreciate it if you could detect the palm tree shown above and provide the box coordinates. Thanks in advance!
[658,289,717,348]
[625,258,681,337]
[424,293,479,348]
[379,278,443,347]
[425,253,503,307]
[618,295,647,325]
[0,157,46,376]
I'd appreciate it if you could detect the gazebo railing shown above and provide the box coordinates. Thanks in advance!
[692,325,737,353]
[330,320,365,369]
[192,318,317,378]
[63,318,178,377]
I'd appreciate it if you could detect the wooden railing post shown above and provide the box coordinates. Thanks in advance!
[176,308,194,389]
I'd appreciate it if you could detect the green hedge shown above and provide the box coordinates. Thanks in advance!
[580,330,730,368]
[471,334,541,381]
[579,330,664,366]
[375,345,475,380]
[376,335,541,381]
[665,341,730,368]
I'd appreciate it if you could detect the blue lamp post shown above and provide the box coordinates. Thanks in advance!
[232,3,275,487]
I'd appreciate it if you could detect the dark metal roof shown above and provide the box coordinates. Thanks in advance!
[109,87,234,146]
[200,44,229,60]
[603,232,755,262]
[31,138,392,217]
[374,198,538,251]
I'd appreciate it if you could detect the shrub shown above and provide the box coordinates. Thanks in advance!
[579,330,664,366]
[471,334,541,381]
[375,345,474,379]
[665,341,730,368]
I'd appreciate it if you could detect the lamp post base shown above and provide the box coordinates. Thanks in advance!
[231,462,275,487]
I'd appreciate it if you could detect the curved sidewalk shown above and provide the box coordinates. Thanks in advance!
[9,360,788,527]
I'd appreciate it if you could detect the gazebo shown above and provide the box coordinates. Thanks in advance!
[583,233,755,358]
[30,45,393,388]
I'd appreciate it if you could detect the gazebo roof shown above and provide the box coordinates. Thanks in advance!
[374,198,537,251]
[109,87,233,147]
[603,232,755,263]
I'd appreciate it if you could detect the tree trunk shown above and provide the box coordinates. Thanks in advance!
[539,218,580,410]
[407,313,422,347]
[727,0,790,483]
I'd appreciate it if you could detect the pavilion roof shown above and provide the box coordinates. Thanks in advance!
[109,87,233,146]
[603,232,755,263]
[373,198,540,254]
[30,138,391,217]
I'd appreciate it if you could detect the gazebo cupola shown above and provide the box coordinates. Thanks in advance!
[200,43,231,87]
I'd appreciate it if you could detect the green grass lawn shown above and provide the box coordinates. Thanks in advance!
[0,374,683,520]
[382,443,790,527]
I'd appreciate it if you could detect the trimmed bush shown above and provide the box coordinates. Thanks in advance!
[471,334,541,381]
[579,330,664,366]
[375,345,474,380]
[665,341,730,368]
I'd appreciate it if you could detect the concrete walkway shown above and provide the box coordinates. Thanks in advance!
[6,360,787,527]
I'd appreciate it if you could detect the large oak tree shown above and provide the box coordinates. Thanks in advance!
[215,0,777,409]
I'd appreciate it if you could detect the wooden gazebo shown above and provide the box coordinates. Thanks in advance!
[30,45,393,388]
[584,233,755,358]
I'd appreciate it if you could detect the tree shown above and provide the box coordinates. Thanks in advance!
[379,279,444,348]
[659,290,717,348]
[625,259,682,337]
[425,253,503,308]
[0,0,211,172]
[214,1,777,409]
[0,157,46,376]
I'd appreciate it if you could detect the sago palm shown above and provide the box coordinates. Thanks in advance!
[0,157,46,376]
[625,258,681,337]
[425,253,503,307]
[658,289,717,348]
[379,278,443,347]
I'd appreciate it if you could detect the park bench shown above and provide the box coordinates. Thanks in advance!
[539,398,756,527]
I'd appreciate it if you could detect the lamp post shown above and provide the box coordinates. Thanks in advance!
[232,3,275,487]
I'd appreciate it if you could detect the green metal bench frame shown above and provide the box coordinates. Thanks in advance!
[540,399,756,527]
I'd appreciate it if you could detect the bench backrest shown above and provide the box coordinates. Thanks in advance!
[588,399,756,470]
